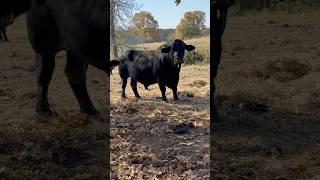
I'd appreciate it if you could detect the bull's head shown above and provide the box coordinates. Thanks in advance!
[160,39,195,66]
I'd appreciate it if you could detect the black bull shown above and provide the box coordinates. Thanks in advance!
[0,0,118,115]
[112,39,195,102]
[212,0,234,122]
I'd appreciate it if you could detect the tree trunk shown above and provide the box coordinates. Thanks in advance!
[110,0,118,58]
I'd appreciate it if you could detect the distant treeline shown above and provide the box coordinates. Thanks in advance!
[115,28,210,45]
[230,0,320,14]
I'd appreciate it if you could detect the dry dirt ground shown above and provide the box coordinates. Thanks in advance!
[2,11,319,180]
[0,16,109,178]
[110,65,210,179]
[213,12,320,179]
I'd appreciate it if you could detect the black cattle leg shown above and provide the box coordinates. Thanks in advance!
[65,53,98,115]
[172,86,179,101]
[3,28,8,42]
[212,6,228,123]
[120,78,128,98]
[0,31,3,42]
[158,83,167,102]
[35,53,55,114]
[130,79,141,99]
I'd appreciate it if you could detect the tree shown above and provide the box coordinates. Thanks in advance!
[130,11,160,43]
[110,0,140,58]
[175,0,181,5]
[176,11,206,39]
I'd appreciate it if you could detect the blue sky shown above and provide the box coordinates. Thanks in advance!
[134,0,210,29]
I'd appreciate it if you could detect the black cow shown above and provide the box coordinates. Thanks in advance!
[0,0,118,116]
[0,25,8,42]
[212,0,234,121]
[112,39,195,102]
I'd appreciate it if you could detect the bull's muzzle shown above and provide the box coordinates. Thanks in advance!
[0,12,15,26]
[174,58,184,65]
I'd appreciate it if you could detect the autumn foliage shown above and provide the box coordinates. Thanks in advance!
[130,11,160,43]
[175,11,206,39]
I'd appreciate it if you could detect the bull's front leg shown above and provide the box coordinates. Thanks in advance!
[130,79,141,99]
[65,53,99,115]
[171,75,180,101]
[35,53,55,114]
[172,86,179,101]
[158,83,167,102]
[212,81,218,122]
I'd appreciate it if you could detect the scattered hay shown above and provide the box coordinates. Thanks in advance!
[189,80,208,88]
[252,57,310,82]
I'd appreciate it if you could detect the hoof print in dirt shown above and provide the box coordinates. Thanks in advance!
[274,176,289,180]
[124,107,138,114]
[238,101,268,113]
[52,147,92,167]
[25,64,36,72]
[131,156,152,166]
[172,122,195,134]
[0,142,24,155]
[10,51,17,57]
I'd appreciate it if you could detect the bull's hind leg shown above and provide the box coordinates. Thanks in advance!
[120,78,128,98]
[65,53,98,115]
[35,53,55,114]
[0,31,3,42]
[3,28,8,42]
[130,79,141,99]
[119,66,129,98]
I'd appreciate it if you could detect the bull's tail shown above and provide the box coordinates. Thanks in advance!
[0,0,31,26]
[109,60,120,75]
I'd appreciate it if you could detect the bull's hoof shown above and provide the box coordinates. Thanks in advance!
[155,96,168,102]
[174,97,180,101]
[121,95,128,99]
[135,96,141,99]
[162,98,168,103]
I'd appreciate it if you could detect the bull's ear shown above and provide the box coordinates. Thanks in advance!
[160,45,171,53]
[185,45,195,51]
